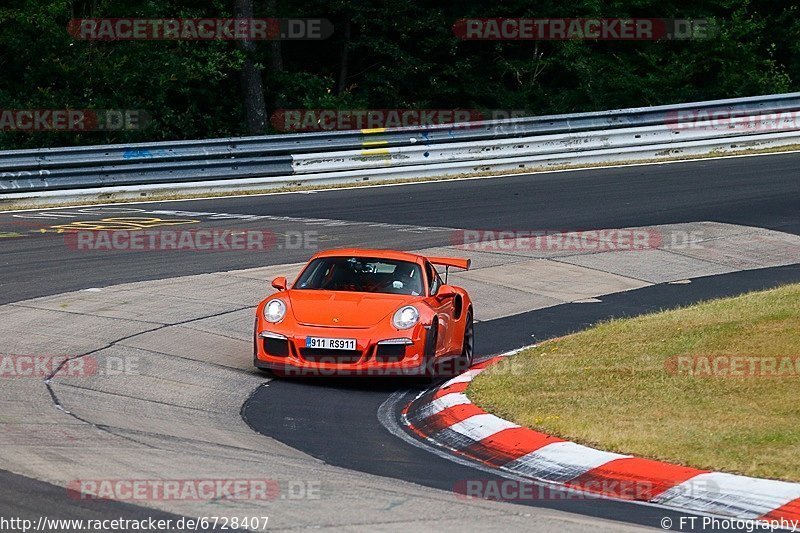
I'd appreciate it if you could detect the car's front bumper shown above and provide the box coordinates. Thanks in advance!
[253,324,430,377]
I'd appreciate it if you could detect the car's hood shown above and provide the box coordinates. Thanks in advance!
[287,290,413,328]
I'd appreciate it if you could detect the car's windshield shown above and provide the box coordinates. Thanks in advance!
[294,257,424,296]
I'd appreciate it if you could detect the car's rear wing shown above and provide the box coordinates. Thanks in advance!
[428,256,471,271]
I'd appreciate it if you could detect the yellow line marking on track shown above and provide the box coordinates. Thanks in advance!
[361,127,386,134]
[47,217,199,232]
[360,148,391,157]
[362,140,389,147]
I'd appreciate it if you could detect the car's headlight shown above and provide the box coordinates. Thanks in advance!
[263,299,287,323]
[393,305,419,329]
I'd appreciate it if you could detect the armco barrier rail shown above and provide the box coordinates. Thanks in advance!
[2,92,800,202]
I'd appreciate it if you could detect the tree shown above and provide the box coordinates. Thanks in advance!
[234,0,267,134]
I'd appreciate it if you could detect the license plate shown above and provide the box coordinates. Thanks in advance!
[305,337,357,350]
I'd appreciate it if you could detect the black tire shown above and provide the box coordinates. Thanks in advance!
[460,310,474,374]
[419,322,439,383]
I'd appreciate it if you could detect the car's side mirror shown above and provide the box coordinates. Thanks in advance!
[436,285,456,299]
[271,276,287,291]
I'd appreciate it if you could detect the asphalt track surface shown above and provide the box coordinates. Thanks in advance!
[1,152,799,530]
[243,263,800,531]
[0,470,228,531]
[2,152,799,305]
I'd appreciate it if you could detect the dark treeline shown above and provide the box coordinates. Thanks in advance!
[0,0,797,148]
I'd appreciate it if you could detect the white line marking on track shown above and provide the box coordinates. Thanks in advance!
[415,393,471,420]
[505,442,630,483]
[654,472,800,520]
[445,413,520,442]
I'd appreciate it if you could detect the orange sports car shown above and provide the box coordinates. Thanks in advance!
[253,249,474,378]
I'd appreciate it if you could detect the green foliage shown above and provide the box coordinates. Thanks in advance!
[0,0,796,148]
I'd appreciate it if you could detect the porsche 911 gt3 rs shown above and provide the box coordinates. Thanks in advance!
[253,248,474,378]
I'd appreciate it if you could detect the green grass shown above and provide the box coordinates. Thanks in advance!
[468,283,800,481]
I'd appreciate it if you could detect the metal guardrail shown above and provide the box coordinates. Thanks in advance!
[2,92,800,195]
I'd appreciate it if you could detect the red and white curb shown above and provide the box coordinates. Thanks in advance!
[401,352,800,524]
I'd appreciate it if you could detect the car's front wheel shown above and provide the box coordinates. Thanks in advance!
[460,310,474,374]
[417,321,438,383]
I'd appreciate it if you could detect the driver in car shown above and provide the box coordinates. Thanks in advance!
[387,263,422,295]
